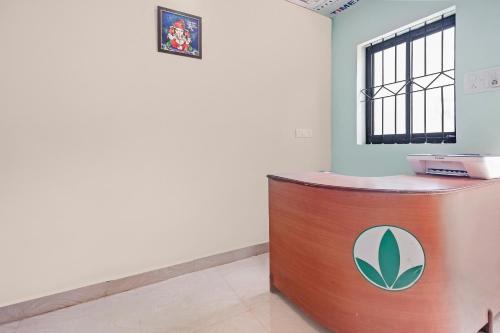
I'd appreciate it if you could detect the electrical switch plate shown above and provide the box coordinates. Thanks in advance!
[464,66,500,94]
[295,128,313,138]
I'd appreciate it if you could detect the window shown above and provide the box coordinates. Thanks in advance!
[362,14,456,144]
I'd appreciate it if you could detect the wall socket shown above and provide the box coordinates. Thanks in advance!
[464,66,500,94]
[295,128,313,138]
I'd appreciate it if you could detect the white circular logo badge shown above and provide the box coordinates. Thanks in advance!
[353,226,425,291]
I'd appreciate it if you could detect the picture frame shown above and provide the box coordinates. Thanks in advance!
[157,6,202,59]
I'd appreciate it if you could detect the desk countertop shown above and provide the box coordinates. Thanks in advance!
[267,172,497,193]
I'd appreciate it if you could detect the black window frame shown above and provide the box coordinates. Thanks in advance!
[364,14,456,145]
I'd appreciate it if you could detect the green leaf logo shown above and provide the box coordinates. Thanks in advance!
[353,226,425,291]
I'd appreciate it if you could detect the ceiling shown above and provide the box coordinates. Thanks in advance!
[286,0,360,18]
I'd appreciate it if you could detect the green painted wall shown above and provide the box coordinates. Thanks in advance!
[331,0,500,176]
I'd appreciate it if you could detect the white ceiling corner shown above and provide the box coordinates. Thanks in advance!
[286,0,360,18]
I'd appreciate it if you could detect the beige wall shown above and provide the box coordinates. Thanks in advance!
[0,0,331,306]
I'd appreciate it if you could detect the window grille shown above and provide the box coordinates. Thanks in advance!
[362,14,456,144]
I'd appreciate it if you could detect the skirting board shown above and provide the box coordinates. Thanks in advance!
[0,242,269,325]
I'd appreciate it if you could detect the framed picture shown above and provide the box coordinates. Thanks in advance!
[157,7,202,59]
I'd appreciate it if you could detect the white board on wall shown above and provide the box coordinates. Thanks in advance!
[286,0,360,18]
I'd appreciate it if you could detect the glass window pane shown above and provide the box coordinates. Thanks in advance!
[374,99,383,135]
[426,31,442,74]
[366,15,456,143]
[444,86,455,132]
[384,47,395,84]
[412,91,424,133]
[374,52,383,87]
[412,38,425,77]
[396,94,406,134]
[443,27,455,71]
[396,43,406,82]
[384,97,396,135]
[426,88,442,133]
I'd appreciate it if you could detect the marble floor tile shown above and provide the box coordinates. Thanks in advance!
[250,293,331,333]
[194,312,267,333]
[213,254,269,305]
[17,269,246,333]
[107,269,247,332]
[0,322,19,333]
[0,253,332,333]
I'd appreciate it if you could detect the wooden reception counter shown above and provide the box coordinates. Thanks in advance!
[268,172,500,333]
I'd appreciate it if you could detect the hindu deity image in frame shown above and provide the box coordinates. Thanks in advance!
[157,7,202,59]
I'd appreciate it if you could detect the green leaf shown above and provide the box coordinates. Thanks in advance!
[378,229,400,287]
[392,265,423,289]
[355,258,387,288]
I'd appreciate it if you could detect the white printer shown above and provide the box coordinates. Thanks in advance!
[407,154,500,179]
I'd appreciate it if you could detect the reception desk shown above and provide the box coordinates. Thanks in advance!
[268,172,500,333]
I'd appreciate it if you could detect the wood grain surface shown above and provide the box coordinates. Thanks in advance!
[269,173,500,333]
[268,172,495,193]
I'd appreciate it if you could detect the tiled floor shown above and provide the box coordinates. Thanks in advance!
[0,254,330,333]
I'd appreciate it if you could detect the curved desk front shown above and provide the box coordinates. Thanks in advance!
[268,172,500,333]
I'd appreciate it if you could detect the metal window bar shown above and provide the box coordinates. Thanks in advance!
[453,13,457,139]
[407,29,412,143]
[441,15,445,143]
[394,40,397,135]
[423,21,427,143]
[382,39,385,139]
[363,14,456,144]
